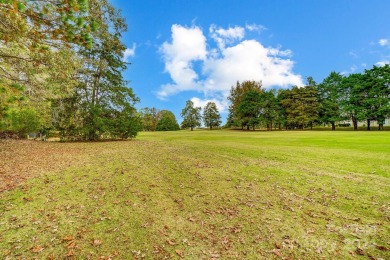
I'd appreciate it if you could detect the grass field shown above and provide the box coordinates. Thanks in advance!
[0,130,389,259]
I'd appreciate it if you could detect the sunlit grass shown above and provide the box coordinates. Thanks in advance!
[0,130,389,259]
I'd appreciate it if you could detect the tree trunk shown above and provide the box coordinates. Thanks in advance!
[352,117,358,130]
[310,122,313,130]
[367,119,371,131]
[379,124,383,130]
[210,125,212,130]
[278,122,281,130]
[191,126,193,131]
[331,122,335,131]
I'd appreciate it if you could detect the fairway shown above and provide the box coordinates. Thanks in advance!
[0,131,389,259]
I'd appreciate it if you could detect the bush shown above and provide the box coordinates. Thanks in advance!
[9,108,41,136]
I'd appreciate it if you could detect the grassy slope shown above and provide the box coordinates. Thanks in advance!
[0,130,389,259]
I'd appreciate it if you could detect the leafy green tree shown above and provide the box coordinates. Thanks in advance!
[237,91,262,130]
[156,110,180,131]
[203,102,221,130]
[317,72,344,130]
[259,90,279,130]
[364,65,390,130]
[0,0,89,122]
[280,86,319,129]
[140,107,160,131]
[181,100,201,131]
[9,108,41,136]
[339,73,367,130]
[50,0,139,140]
[227,80,262,128]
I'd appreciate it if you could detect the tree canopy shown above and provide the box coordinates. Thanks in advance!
[0,0,141,140]
[181,100,202,131]
[203,102,221,130]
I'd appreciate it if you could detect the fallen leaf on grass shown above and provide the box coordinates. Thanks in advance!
[66,240,77,249]
[30,245,44,253]
[66,250,75,257]
[272,249,282,257]
[166,238,176,245]
[62,236,75,241]
[175,249,184,258]
[92,239,102,246]
[355,247,364,255]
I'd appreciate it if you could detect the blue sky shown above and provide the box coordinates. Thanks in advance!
[110,0,390,123]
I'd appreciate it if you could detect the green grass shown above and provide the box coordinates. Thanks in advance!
[1,130,389,259]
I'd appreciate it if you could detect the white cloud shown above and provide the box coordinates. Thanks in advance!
[376,60,390,66]
[203,40,302,97]
[378,38,389,46]
[158,24,303,110]
[158,24,207,99]
[123,43,136,62]
[210,25,245,49]
[245,23,267,32]
[190,97,227,113]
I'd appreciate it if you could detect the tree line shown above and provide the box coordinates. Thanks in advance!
[227,65,390,131]
[139,101,222,131]
[0,0,140,140]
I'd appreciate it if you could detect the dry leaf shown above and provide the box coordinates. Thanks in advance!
[355,247,364,255]
[62,236,74,241]
[92,239,102,246]
[166,239,175,245]
[272,249,282,257]
[66,250,75,257]
[175,249,184,258]
[30,245,44,253]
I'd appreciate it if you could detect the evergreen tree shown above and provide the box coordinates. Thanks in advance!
[317,72,344,130]
[181,100,201,131]
[203,102,221,130]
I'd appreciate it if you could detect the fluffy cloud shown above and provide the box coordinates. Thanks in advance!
[378,38,389,47]
[123,43,136,62]
[376,61,390,67]
[203,40,302,95]
[158,24,303,110]
[158,25,207,99]
[210,25,245,49]
[190,97,227,113]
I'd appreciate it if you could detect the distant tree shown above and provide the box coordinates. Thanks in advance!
[140,107,160,131]
[156,110,180,131]
[339,73,367,130]
[181,100,201,131]
[237,91,262,130]
[259,90,279,130]
[363,65,390,130]
[280,86,319,129]
[203,102,221,130]
[317,72,344,130]
[227,80,262,128]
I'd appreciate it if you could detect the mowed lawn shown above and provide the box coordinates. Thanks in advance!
[0,131,389,259]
